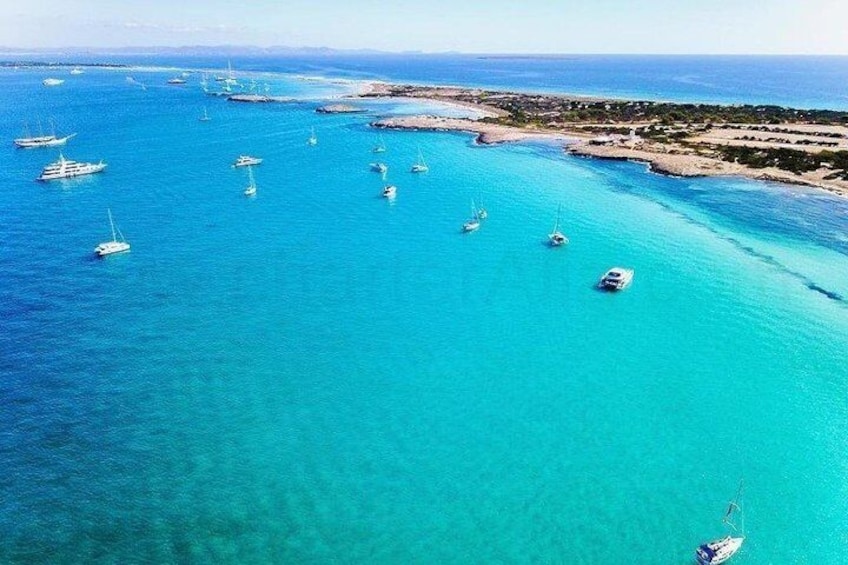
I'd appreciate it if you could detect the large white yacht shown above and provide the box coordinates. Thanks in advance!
[598,267,634,290]
[37,153,107,181]
[94,209,130,257]
[370,162,388,174]
[233,155,263,167]
[70,67,84,75]
[42,78,64,87]
[382,184,397,198]
[167,77,187,85]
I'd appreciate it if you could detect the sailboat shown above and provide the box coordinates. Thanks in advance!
[94,209,131,256]
[477,197,488,220]
[14,120,76,148]
[372,134,386,153]
[695,481,745,565]
[244,165,257,197]
[411,148,429,173]
[199,107,211,122]
[463,200,481,232]
[548,205,568,246]
[307,127,318,146]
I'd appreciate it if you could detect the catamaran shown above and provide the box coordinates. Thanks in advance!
[598,267,634,290]
[372,135,387,153]
[463,200,481,232]
[199,107,211,122]
[233,155,262,167]
[244,166,257,197]
[37,153,106,181]
[307,127,318,146]
[548,205,568,246]
[14,121,76,148]
[411,148,429,173]
[94,209,131,257]
[696,481,746,565]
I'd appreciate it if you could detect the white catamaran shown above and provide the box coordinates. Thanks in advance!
[94,209,131,257]
[695,481,745,565]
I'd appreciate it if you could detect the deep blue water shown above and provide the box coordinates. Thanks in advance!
[32,53,848,110]
[0,62,847,563]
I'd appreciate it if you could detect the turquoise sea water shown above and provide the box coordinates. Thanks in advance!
[1,66,848,563]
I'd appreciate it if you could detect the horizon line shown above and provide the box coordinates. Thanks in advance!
[1,45,847,57]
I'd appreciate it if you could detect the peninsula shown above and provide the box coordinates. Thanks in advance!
[359,82,848,197]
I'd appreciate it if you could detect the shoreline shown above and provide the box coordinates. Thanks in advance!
[355,81,848,199]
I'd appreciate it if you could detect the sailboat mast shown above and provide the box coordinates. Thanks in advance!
[107,209,117,242]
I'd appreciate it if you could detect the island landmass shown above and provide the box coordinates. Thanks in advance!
[359,82,848,197]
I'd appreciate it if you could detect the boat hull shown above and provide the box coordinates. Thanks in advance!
[38,163,107,182]
[696,536,744,564]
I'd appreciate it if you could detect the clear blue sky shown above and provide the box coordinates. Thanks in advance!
[5,0,848,54]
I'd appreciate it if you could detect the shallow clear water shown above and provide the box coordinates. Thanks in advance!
[1,66,847,564]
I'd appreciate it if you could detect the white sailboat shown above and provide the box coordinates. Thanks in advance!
[94,209,131,256]
[695,481,746,565]
[14,120,76,148]
[372,134,386,153]
[477,197,488,220]
[307,127,318,146]
[548,205,568,246]
[244,165,257,197]
[463,200,481,232]
[411,148,429,173]
[199,107,211,122]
